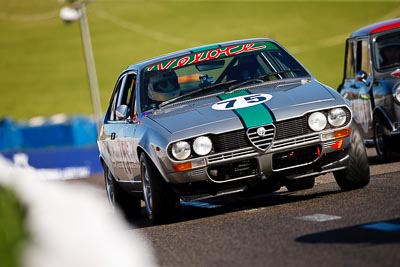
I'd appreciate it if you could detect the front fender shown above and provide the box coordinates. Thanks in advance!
[374,106,395,131]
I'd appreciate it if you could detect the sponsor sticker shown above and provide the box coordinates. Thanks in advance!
[145,42,279,72]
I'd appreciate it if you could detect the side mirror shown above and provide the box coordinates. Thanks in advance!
[116,105,130,120]
[356,70,369,86]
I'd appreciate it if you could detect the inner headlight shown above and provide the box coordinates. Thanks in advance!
[328,108,347,127]
[171,141,191,160]
[193,136,212,156]
[394,84,400,104]
[308,112,327,132]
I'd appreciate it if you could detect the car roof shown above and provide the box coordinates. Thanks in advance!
[124,38,273,71]
[349,18,400,38]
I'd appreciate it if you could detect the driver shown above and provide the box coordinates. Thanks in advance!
[380,43,400,68]
[148,71,181,101]
[227,54,260,82]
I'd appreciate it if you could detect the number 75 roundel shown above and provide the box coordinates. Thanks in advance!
[212,93,272,110]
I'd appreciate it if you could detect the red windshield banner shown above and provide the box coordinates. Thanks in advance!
[145,42,277,72]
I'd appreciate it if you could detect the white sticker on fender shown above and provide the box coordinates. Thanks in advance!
[212,93,272,110]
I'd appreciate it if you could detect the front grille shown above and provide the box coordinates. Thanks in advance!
[275,117,310,140]
[211,130,250,153]
[247,125,275,151]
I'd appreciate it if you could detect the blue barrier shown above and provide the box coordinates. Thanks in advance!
[0,115,98,150]
[0,115,102,177]
[2,146,102,175]
[0,118,22,151]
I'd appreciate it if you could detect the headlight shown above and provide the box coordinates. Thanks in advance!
[171,141,191,160]
[394,84,400,104]
[328,108,347,127]
[193,136,212,156]
[308,112,327,131]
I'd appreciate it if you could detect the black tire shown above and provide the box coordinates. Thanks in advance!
[140,153,178,225]
[333,126,370,191]
[374,113,397,162]
[286,177,315,192]
[104,165,141,221]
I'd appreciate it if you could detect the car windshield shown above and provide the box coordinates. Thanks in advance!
[140,41,310,111]
[374,31,400,71]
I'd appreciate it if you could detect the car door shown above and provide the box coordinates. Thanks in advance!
[100,72,140,182]
[339,38,374,140]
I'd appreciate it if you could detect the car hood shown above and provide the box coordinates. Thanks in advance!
[146,80,343,138]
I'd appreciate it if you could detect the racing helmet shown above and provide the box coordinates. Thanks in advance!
[148,71,180,101]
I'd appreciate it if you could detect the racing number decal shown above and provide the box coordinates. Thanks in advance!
[212,93,272,110]
[215,91,275,128]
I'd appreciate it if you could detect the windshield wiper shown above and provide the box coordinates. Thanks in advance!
[227,78,264,91]
[158,79,238,108]
[260,69,301,79]
[227,69,301,92]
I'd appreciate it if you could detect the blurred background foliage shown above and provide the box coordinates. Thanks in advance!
[1,0,400,119]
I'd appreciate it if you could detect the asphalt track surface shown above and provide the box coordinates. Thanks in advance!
[75,149,400,267]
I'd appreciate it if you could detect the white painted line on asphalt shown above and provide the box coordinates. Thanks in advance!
[243,207,266,213]
[297,213,341,222]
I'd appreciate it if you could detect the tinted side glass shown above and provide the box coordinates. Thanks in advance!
[107,74,136,121]
[344,40,355,79]
[374,31,400,70]
[356,39,371,76]
[108,78,124,121]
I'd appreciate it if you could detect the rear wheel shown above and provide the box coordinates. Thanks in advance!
[140,153,178,225]
[104,165,141,221]
[333,126,370,191]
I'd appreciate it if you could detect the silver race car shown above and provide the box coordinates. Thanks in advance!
[98,38,370,224]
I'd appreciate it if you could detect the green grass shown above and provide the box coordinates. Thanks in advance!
[0,186,28,267]
[1,0,400,120]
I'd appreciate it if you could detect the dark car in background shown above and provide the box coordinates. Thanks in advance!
[338,18,400,161]
[98,38,370,224]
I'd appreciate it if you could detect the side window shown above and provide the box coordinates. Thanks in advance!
[119,74,136,113]
[356,39,371,76]
[108,77,124,121]
[108,73,137,121]
[344,40,355,79]
[375,32,400,70]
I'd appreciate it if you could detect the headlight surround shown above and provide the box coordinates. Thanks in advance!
[171,141,191,160]
[394,84,400,105]
[193,136,213,156]
[328,108,347,127]
[308,112,327,131]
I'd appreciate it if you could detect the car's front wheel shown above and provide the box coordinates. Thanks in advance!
[140,153,178,225]
[104,165,141,221]
[333,126,370,191]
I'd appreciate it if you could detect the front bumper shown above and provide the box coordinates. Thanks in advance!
[165,130,351,186]
[170,146,349,201]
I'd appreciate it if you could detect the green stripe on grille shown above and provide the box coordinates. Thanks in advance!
[219,91,274,128]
